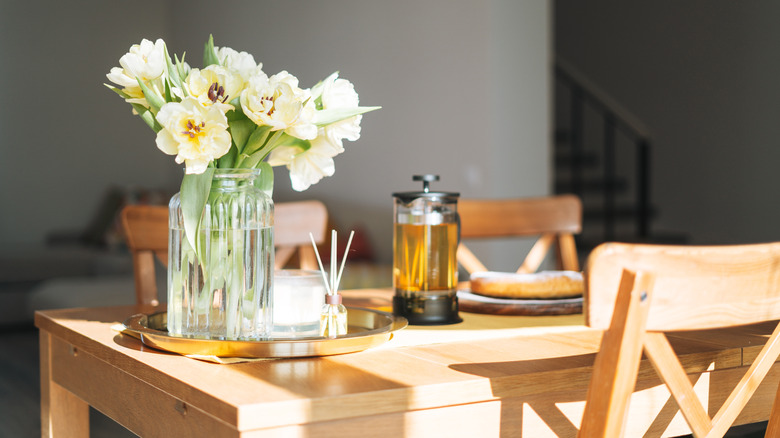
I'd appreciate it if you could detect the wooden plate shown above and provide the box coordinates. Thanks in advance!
[457,289,583,316]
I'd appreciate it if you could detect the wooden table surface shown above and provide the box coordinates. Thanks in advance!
[36,288,780,437]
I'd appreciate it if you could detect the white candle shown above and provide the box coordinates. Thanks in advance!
[272,270,326,338]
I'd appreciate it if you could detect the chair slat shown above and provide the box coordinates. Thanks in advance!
[459,194,582,238]
[457,195,582,275]
[517,233,555,273]
[557,233,580,271]
[644,332,712,436]
[456,243,488,274]
[707,321,780,437]
[579,269,653,437]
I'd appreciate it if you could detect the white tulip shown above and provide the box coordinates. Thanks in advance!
[240,71,317,140]
[120,38,166,82]
[106,38,167,108]
[155,97,232,174]
[184,65,243,111]
[267,129,338,191]
[215,46,263,82]
[317,73,362,152]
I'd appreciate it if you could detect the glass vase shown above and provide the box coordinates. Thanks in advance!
[167,168,274,340]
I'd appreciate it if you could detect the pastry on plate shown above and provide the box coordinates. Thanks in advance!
[469,270,584,299]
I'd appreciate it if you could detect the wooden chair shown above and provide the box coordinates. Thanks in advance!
[457,194,582,274]
[579,241,780,437]
[120,200,329,307]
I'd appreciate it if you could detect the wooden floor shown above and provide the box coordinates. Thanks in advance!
[0,324,770,438]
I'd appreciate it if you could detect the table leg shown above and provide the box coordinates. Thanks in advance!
[40,331,89,438]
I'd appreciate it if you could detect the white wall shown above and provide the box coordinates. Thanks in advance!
[556,1,780,245]
[170,0,552,267]
[1,1,551,269]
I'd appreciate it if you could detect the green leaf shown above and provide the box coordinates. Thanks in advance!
[164,80,173,102]
[136,78,166,113]
[218,144,238,168]
[180,169,214,263]
[243,125,272,156]
[314,106,381,126]
[164,43,184,92]
[107,84,162,132]
[203,34,220,67]
[227,96,241,112]
[175,54,190,95]
[237,151,263,169]
[254,162,274,197]
[238,131,291,170]
[129,103,162,132]
[226,104,246,122]
[228,118,255,153]
[276,135,311,151]
[105,84,130,99]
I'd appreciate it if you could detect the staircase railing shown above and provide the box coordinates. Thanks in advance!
[555,56,652,241]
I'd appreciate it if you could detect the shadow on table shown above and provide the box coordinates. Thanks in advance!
[449,353,739,438]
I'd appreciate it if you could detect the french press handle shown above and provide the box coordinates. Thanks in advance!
[413,174,439,193]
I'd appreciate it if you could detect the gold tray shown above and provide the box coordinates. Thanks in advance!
[122,307,407,358]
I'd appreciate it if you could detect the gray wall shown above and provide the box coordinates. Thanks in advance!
[1,1,551,269]
[556,1,780,245]
[0,1,180,247]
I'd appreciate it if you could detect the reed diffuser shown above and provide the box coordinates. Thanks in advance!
[310,230,354,338]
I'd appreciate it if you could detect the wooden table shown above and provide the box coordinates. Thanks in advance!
[36,289,780,437]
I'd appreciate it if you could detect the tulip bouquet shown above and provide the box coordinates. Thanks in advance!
[106,36,378,256]
[106,36,378,339]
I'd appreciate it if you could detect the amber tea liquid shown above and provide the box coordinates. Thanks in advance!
[393,222,458,294]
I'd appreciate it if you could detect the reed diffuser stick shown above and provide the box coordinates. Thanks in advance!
[335,230,355,293]
[330,230,337,295]
[309,233,332,296]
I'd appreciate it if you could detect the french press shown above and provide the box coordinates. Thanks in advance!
[392,175,461,325]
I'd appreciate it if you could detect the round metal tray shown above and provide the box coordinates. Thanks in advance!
[122,307,408,358]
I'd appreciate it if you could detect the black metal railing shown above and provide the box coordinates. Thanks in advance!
[555,57,652,243]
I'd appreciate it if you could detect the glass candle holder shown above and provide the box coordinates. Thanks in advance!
[272,270,326,338]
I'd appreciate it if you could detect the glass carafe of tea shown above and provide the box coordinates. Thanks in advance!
[392,174,461,325]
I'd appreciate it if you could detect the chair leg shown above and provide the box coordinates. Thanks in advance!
[757,363,780,437]
[557,233,580,271]
[578,269,654,438]
[518,233,555,274]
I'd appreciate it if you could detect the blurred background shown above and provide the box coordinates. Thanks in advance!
[0,0,554,331]
[0,1,549,298]
[1,0,780,322]
[2,0,780,435]
[2,0,780,314]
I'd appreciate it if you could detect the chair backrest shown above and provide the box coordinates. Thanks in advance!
[457,194,582,274]
[120,200,329,307]
[121,205,168,306]
[579,241,780,437]
[273,200,329,271]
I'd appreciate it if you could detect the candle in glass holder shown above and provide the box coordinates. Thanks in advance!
[272,270,326,338]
